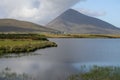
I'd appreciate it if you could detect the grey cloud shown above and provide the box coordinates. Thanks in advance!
[0,0,84,25]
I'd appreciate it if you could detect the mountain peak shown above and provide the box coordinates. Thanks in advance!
[47,9,120,34]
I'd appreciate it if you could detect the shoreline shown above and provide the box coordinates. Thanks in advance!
[41,33,120,38]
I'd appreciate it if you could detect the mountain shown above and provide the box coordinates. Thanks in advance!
[0,19,59,33]
[47,9,120,34]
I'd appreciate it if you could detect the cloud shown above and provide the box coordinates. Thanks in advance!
[0,0,84,25]
[73,8,106,17]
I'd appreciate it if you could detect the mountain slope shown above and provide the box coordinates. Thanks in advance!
[0,19,59,33]
[47,9,120,34]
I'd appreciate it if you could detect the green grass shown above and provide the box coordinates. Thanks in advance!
[0,33,57,56]
[0,33,48,40]
[0,40,57,55]
[68,66,120,80]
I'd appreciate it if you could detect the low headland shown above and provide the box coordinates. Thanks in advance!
[0,33,57,56]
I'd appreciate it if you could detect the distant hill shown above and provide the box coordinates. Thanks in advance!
[47,9,120,34]
[0,19,59,33]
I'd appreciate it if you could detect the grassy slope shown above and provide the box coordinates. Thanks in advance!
[0,19,59,33]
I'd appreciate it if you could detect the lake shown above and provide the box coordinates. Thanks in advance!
[0,39,120,80]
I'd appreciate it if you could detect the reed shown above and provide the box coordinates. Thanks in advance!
[68,66,120,80]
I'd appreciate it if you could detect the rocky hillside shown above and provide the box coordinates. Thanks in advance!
[47,9,120,34]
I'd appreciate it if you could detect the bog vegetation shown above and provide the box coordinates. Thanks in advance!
[41,33,120,38]
[0,68,36,80]
[68,66,120,80]
[0,33,57,56]
[0,33,47,40]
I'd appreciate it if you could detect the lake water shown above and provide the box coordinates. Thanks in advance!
[0,39,120,80]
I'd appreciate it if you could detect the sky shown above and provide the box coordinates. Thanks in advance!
[0,0,119,27]
[0,0,81,25]
[72,0,120,27]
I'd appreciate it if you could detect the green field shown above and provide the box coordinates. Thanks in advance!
[0,33,57,56]
[0,40,57,55]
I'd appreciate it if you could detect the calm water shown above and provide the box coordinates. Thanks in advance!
[0,39,120,80]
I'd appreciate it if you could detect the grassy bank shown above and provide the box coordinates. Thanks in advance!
[68,66,120,80]
[0,40,57,55]
[0,33,57,56]
[41,33,120,38]
[0,33,47,40]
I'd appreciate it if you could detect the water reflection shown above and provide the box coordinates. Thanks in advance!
[0,39,120,80]
[0,58,78,80]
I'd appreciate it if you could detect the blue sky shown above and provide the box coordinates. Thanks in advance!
[72,0,120,27]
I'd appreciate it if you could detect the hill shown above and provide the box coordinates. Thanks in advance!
[47,9,120,34]
[0,19,59,33]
